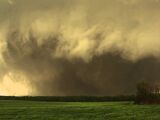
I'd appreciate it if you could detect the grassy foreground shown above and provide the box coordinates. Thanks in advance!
[0,101,160,120]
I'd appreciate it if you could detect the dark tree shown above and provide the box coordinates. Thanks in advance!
[136,81,160,104]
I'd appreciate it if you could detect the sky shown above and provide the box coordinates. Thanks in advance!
[0,0,160,96]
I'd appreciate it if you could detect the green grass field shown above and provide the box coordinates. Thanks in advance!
[0,100,160,120]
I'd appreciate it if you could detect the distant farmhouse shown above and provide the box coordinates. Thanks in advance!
[136,81,160,104]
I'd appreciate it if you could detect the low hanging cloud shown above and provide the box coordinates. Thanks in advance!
[0,0,160,96]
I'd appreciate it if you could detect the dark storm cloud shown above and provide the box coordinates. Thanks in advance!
[0,0,160,95]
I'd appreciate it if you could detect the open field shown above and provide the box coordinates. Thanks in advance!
[0,101,160,120]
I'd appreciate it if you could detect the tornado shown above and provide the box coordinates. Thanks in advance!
[0,0,160,96]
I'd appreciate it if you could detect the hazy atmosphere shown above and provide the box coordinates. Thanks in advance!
[0,0,160,96]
